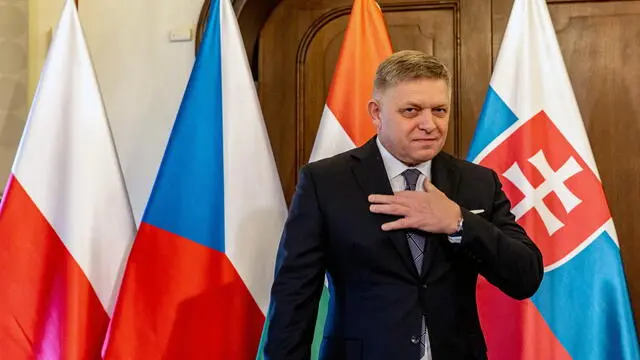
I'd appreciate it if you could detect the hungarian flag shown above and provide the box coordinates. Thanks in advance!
[468,0,639,358]
[310,0,392,161]
[103,0,287,358]
[0,0,136,358]
[305,0,393,357]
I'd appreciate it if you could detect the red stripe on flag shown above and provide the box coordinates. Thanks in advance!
[105,223,265,359]
[326,0,392,146]
[0,175,109,359]
[477,277,571,360]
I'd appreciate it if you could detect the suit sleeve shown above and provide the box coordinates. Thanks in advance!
[264,165,326,360]
[459,170,544,300]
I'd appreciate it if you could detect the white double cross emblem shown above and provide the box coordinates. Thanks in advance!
[503,150,583,235]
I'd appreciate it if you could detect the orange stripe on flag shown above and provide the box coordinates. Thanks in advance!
[326,0,392,146]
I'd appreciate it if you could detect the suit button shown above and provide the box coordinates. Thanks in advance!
[421,284,427,289]
[411,336,420,344]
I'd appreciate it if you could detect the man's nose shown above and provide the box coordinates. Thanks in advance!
[417,110,436,132]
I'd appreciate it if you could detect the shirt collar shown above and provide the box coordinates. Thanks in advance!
[376,137,431,181]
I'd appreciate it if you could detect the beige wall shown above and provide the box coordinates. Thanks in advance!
[27,0,63,97]
[0,0,29,187]
[24,0,204,222]
[79,0,204,223]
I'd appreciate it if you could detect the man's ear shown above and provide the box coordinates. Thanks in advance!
[368,99,382,130]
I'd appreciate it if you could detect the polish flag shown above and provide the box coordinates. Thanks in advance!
[0,0,136,358]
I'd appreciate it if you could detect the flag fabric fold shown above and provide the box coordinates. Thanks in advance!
[0,0,136,358]
[104,0,287,357]
[468,0,639,358]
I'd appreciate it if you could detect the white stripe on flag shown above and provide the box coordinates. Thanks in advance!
[489,0,599,178]
[12,0,136,314]
[220,0,288,315]
[310,106,357,162]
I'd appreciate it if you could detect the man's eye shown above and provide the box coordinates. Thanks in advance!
[402,108,419,116]
[433,108,447,116]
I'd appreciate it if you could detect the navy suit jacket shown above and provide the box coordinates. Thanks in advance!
[264,137,543,360]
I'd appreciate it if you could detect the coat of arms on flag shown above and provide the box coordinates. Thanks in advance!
[479,110,610,268]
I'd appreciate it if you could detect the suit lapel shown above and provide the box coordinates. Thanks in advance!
[350,138,419,278]
[421,152,460,279]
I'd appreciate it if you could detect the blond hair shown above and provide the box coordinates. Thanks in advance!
[373,50,451,95]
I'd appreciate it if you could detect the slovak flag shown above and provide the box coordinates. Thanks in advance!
[468,0,640,359]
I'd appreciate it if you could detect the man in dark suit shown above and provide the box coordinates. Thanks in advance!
[264,50,543,360]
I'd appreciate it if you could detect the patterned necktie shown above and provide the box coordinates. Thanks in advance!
[402,169,425,273]
[401,169,429,359]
